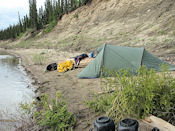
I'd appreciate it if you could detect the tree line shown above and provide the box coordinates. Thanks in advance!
[0,0,89,40]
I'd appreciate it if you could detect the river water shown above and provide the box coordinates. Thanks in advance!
[0,52,35,130]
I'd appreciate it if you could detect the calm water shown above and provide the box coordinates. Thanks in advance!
[0,52,35,130]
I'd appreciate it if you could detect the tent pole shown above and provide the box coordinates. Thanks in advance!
[99,44,106,77]
[140,48,145,66]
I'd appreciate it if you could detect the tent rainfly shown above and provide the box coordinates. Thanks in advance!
[78,44,175,78]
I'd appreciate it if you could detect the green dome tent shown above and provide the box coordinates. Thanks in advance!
[78,44,175,78]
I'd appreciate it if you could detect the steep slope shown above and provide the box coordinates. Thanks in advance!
[2,0,175,54]
[32,0,175,52]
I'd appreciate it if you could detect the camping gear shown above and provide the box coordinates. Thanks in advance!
[78,58,94,68]
[46,63,57,71]
[91,52,94,58]
[152,127,159,131]
[78,44,175,78]
[57,60,74,72]
[94,116,115,131]
[117,118,139,131]
[74,54,88,65]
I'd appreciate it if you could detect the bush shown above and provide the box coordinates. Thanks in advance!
[44,20,57,33]
[16,32,24,39]
[86,93,114,113]
[87,67,175,125]
[21,92,76,130]
[73,13,78,19]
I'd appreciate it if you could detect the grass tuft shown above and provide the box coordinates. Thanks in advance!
[32,53,46,65]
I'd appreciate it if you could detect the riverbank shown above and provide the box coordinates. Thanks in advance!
[2,48,102,130]
[1,47,175,130]
[0,48,36,130]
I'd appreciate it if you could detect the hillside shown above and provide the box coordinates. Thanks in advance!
[1,0,175,51]
[44,0,175,51]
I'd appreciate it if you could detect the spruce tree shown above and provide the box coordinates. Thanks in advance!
[18,12,23,33]
[71,0,75,11]
[61,0,64,15]
[65,0,68,14]
[29,0,38,30]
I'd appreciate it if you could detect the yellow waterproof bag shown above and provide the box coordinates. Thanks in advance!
[57,60,74,72]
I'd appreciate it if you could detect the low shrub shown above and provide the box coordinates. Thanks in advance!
[86,67,175,125]
[21,92,76,130]
[73,13,78,19]
[16,32,24,39]
[44,20,57,33]
[86,93,114,113]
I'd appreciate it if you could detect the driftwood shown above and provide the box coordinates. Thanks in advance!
[142,115,175,131]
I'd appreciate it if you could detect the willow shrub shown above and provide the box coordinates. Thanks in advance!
[21,92,76,130]
[87,67,175,125]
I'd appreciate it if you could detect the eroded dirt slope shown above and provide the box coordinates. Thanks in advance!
[36,0,175,52]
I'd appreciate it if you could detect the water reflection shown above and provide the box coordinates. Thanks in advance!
[0,52,35,130]
[0,55,18,66]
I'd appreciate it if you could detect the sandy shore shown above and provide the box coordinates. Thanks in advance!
[1,48,175,130]
[4,48,101,130]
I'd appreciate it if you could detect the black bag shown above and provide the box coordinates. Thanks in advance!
[46,63,57,71]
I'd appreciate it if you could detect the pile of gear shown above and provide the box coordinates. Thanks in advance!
[45,44,175,78]
[46,53,90,73]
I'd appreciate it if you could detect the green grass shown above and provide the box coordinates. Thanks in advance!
[32,53,47,65]
[11,40,33,49]
[158,30,166,35]
[57,33,103,51]
[35,41,53,49]
[0,41,10,48]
